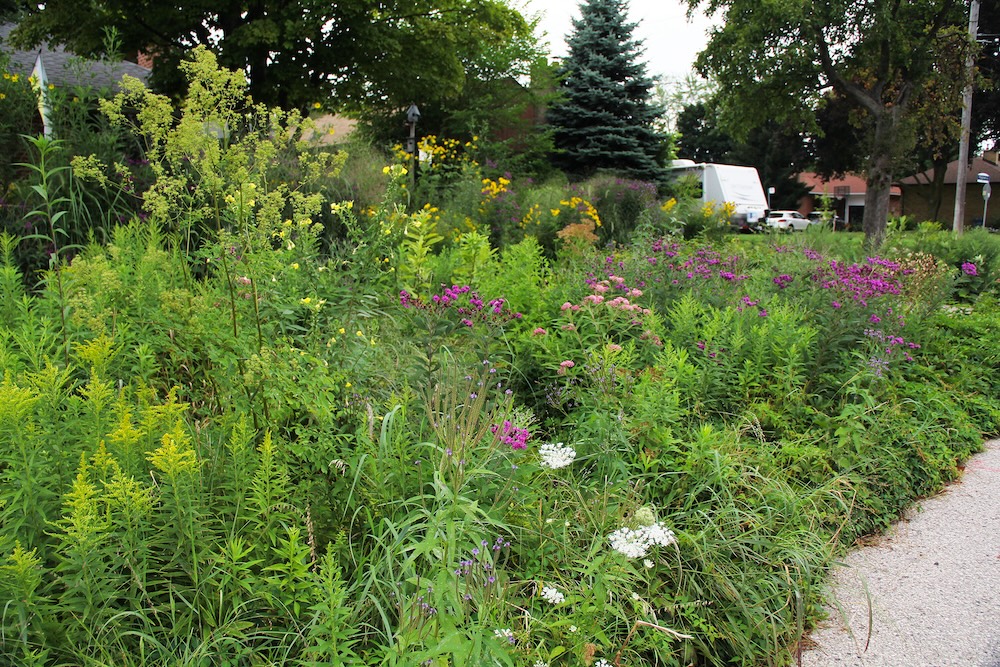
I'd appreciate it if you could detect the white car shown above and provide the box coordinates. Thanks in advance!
[765,210,812,231]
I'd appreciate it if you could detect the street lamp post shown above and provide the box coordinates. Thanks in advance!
[405,103,420,193]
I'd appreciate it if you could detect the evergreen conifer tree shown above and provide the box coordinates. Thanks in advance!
[547,0,667,183]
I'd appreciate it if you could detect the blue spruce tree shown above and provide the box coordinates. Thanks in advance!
[547,0,668,183]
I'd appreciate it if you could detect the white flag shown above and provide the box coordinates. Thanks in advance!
[31,51,53,138]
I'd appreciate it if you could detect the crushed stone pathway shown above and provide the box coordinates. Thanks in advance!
[800,438,1000,667]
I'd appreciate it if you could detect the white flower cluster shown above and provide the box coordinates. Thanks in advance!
[595,660,612,667]
[538,442,576,469]
[494,628,514,643]
[540,586,565,604]
[608,522,676,559]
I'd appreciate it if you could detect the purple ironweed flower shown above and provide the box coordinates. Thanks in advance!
[962,262,978,276]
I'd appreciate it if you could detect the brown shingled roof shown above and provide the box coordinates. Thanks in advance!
[898,156,1000,186]
[799,171,901,197]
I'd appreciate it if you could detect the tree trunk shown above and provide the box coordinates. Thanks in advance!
[930,155,949,221]
[862,109,898,251]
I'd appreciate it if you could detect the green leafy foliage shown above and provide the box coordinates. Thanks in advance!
[0,48,998,667]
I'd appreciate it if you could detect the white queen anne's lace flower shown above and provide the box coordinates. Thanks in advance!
[538,442,576,469]
[608,522,676,559]
[540,586,565,604]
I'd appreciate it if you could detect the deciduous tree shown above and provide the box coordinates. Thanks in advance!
[685,0,969,249]
[10,0,530,113]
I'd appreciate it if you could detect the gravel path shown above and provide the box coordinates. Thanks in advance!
[800,438,1000,667]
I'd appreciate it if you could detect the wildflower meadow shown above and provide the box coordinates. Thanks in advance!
[1,49,999,667]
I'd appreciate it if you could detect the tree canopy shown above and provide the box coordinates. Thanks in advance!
[10,0,531,112]
[546,0,668,183]
[685,0,970,248]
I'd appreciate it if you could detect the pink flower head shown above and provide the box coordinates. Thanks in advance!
[560,360,575,368]
[561,301,574,311]
[608,343,622,352]
[533,327,548,336]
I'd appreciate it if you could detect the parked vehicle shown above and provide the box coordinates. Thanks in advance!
[766,210,813,231]
[807,211,847,230]
[670,160,768,232]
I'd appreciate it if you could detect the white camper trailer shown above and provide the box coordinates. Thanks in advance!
[670,160,768,232]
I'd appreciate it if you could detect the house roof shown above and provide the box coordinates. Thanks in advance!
[799,171,901,197]
[0,23,150,91]
[897,156,1000,186]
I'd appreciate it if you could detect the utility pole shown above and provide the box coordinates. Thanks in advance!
[954,0,981,236]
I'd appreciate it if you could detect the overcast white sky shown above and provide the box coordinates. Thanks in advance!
[519,0,719,82]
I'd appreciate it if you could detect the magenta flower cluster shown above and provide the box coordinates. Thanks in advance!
[864,327,921,363]
[961,262,978,277]
[491,420,530,450]
[773,274,793,289]
[399,285,523,328]
[643,242,749,285]
[812,258,904,306]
